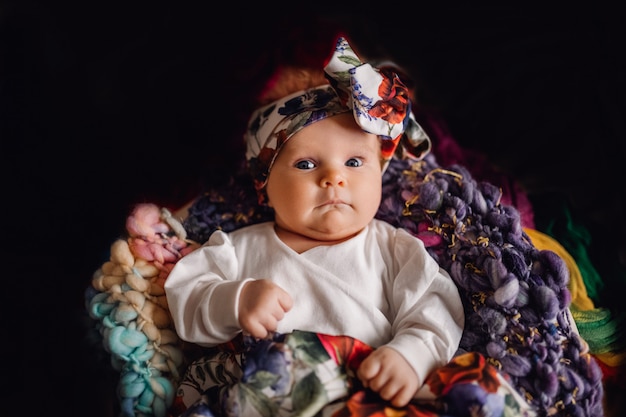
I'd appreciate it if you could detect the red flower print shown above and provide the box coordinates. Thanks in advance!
[332,390,438,417]
[369,74,409,125]
[425,352,501,396]
[317,334,374,372]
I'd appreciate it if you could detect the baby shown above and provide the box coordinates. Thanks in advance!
[165,36,464,408]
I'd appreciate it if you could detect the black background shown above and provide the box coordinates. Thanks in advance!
[1,5,624,416]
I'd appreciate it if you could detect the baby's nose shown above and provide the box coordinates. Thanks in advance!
[320,169,345,187]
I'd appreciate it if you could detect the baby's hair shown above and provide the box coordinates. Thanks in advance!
[257,65,329,106]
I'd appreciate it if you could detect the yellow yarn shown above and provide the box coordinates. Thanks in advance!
[594,350,626,368]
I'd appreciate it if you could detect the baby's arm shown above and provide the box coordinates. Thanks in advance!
[238,279,293,338]
[165,229,295,345]
[356,346,418,408]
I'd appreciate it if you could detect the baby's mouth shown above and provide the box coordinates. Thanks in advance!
[321,199,347,207]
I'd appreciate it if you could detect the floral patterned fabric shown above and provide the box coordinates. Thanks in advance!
[171,330,535,417]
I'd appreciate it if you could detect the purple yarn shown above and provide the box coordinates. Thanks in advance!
[516,280,531,307]
[493,274,519,308]
[539,250,571,288]
[502,247,530,279]
[535,361,560,397]
[416,181,443,211]
[558,286,573,311]
[183,172,274,243]
[477,181,502,211]
[500,354,532,377]
[532,286,560,321]
[486,340,506,358]
[484,257,508,288]
[562,368,587,397]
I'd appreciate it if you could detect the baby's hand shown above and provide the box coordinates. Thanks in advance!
[356,346,419,408]
[238,279,293,339]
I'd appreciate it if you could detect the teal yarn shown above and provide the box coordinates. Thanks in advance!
[86,228,187,417]
[118,369,174,417]
[87,290,178,417]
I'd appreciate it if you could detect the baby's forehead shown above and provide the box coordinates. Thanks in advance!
[285,114,381,150]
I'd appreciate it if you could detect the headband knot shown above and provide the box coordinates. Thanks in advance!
[244,36,431,204]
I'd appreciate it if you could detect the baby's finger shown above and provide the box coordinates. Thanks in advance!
[272,307,286,322]
[278,290,294,312]
[261,313,280,332]
[387,385,414,408]
[245,321,270,339]
[376,378,403,404]
[357,356,381,381]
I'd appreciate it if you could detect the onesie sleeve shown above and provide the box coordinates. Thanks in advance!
[384,228,465,385]
[164,230,252,346]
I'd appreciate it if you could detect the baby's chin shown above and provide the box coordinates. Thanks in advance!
[306,220,365,243]
[308,207,373,237]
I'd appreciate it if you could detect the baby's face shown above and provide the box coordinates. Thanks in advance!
[266,113,382,243]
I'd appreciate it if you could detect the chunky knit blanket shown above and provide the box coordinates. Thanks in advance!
[85,149,604,416]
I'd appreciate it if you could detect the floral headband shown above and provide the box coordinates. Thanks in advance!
[244,36,432,204]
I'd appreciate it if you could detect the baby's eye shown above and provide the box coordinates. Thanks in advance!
[295,160,315,170]
[345,158,363,167]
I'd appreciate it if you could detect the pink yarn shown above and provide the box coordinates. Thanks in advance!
[126,203,196,269]
[126,203,170,238]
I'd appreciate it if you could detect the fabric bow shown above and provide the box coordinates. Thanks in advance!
[244,36,431,204]
[325,37,412,145]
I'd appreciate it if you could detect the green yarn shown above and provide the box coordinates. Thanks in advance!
[571,306,626,353]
